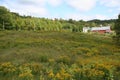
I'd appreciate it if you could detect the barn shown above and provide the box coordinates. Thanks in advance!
[91,26,111,33]
[83,26,111,33]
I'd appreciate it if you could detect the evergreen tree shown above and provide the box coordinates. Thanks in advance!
[114,14,120,45]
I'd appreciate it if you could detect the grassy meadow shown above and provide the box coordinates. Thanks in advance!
[0,31,120,80]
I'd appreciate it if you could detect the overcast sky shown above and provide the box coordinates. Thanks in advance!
[0,0,120,20]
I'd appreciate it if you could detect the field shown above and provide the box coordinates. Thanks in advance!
[0,31,120,80]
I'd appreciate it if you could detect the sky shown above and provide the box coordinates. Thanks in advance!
[0,0,120,21]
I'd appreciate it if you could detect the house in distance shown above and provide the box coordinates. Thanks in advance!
[83,26,111,34]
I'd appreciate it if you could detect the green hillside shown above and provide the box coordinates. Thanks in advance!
[0,6,116,32]
[0,31,120,80]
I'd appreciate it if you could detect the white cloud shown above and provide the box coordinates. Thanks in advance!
[0,0,119,20]
[94,14,118,20]
[18,0,45,5]
[117,8,120,11]
[12,5,48,17]
[111,14,118,19]
[1,0,48,16]
[108,9,114,13]
[47,0,63,7]
[65,13,94,21]
[18,0,62,7]
[100,0,120,7]
[65,13,118,21]
[65,0,97,11]
[1,0,63,17]
[94,14,109,20]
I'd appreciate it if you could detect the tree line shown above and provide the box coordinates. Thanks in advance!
[0,6,116,32]
[114,14,120,46]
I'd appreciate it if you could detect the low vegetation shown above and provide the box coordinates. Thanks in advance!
[0,31,120,80]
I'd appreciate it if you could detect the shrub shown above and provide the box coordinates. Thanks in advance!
[19,67,33,80]
[0,62,16,76]
[56,56,71,65]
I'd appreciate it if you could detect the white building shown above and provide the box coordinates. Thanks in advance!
[83,27,91,33]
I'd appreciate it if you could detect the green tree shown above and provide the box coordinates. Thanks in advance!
[0,6,13,30]
[114,14,120,45]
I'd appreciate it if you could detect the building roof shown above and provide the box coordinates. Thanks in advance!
[91,26,110,31]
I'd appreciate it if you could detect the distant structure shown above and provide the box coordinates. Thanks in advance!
[83,26,111,33]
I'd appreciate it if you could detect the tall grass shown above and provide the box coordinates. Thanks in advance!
[0,31,120,80]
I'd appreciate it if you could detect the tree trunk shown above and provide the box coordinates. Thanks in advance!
[3,21,5,30]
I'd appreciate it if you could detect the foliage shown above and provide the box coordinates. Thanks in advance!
[0,31,120,80]
[0,6,116,32]
[114,14,120,46]
[0,6,13,30]
[0,5,119,80]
